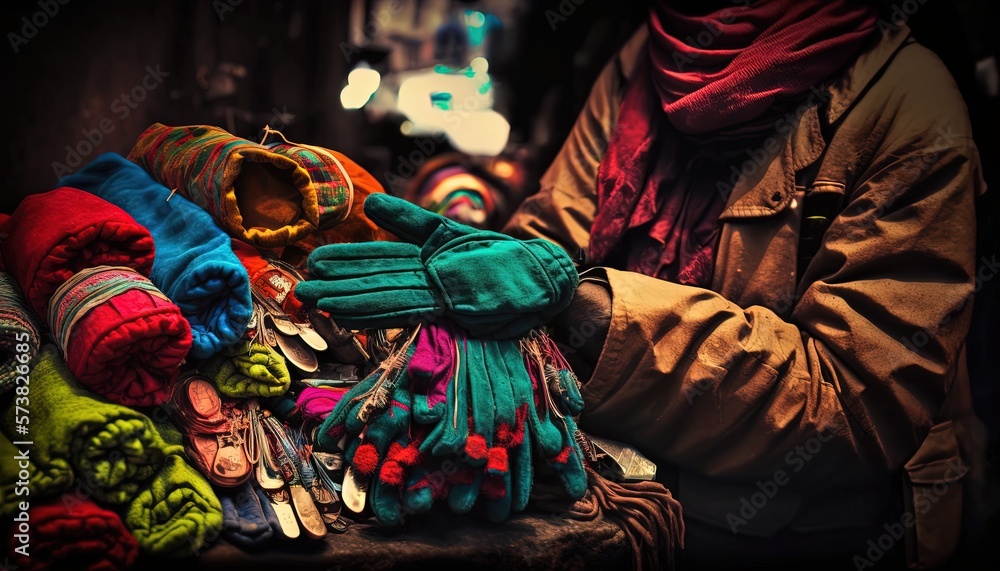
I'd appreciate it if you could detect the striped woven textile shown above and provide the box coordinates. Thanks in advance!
[127,123,321,249]
[261,128,352,228]
[0,271,41,394]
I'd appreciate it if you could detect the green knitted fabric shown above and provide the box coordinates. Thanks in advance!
[200,341,291,398]
[125,454,224,558]
[0,430,73,518]
[1,346,171,505]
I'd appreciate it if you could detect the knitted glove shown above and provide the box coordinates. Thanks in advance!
[400,322,459,516]
[480,339,527,522]
[444,338,494,514]
[407,321,456,425]
[314,365,384,451]
[418,329,469,457]
[316,342,418,526]
[520,340,587,501]
[295,194,578,339]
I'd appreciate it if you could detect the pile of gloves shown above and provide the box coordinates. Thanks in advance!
[294,192,586,525]
[315,322,588,526]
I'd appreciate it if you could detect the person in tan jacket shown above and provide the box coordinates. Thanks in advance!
[504,0,986,567]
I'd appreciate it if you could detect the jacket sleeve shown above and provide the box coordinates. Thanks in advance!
[577,44,981,490]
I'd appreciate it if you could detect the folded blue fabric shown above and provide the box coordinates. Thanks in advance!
[220,482,275,548]
[60,153,251,358]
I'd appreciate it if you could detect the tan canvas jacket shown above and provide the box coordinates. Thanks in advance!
[505,24,984,565]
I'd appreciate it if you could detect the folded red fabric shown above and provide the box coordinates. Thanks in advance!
[7,496,140,571]
[48,266,191,407]
[0,187,155,317]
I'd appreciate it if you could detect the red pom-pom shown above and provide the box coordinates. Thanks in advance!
[465,434,488,460]
[394,444,422,467]
[386,442,405,459]
[353,443,380,476]
[379,460,405,487]
[486,446,508,474]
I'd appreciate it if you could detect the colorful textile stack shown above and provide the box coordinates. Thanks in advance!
[47,266,192,407]
[259,127,388,253]
[0,271,40,394]
[127,123,320,249]
[0,187,155,318]
[6,497,140,571]
[60,153,253,359]
[1,347,177,505]
[0,189,189,406]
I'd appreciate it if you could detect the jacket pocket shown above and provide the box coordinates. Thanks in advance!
[902,420,967,569]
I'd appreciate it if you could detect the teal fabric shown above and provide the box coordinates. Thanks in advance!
[483,339,522,522]
[59,153,252,359]
[501,339,588,501]
[445,339,492,514]
[315,366,383,451]
[316,345,417,526]
[296,194,579,338]
[419,338,468,457]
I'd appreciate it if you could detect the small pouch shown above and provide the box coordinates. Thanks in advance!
[902,420,967,569]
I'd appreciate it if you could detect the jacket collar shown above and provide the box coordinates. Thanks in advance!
[718,24,913,219]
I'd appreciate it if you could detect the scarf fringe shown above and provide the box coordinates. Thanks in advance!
[534,466,684,571]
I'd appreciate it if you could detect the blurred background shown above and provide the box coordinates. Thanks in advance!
[0,0,649,226]
[0,1,995,230]
[1,0,998,549]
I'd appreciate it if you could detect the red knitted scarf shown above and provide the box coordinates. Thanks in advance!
[590,0,878,284]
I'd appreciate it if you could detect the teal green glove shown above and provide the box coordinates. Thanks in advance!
[481,339,521,522]
[446,339,494,514]
[295,194,579,339]
[315,365,384,451]
[329,345,420,526]
[419,332,469,457]
[513,339,588,501]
